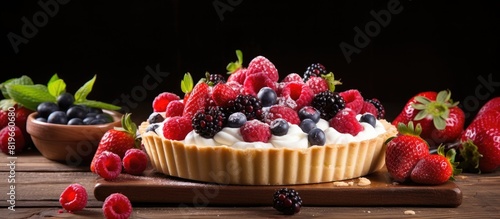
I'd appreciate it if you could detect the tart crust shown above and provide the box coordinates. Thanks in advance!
[139,120,397,185]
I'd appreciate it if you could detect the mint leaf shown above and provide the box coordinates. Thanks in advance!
[76,99,121,111]
[75,75,96,102]
[0,75,34,99]
[0,99,17,111]
[48,79,66,97]
[6,84,56,111]
[48,73,60,85]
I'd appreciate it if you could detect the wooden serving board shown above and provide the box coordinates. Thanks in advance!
[94,168,462,207]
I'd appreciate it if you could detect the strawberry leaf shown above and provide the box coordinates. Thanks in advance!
[180,72,194,94]
[226,49,243,74]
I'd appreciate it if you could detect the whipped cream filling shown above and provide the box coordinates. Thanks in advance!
[154,114,387,149]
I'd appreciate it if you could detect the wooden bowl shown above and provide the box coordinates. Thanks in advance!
[26,110,122,166]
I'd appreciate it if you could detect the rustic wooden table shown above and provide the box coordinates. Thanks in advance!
[1,147,500,219]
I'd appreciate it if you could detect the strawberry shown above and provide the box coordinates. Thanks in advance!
[90,113,139,173]
[246,55,279,82]
[0,110,8,129]
[459,110,500,173]
[182,82,210,119]
[391,90,464,147]
[305,72,342,95]
[410,145,461,185]
[475,96,500,121]
[226,50,247,85]
[385,122,430,183]
[279,82,314,111]
[152,92,180,112]
[211,83,238,107]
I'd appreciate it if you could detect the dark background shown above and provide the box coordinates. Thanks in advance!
[1,0,499,124]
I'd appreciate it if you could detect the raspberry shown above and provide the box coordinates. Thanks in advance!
[246,55,279,82]
[227,68,247,85]
[339,89,364,114]
[280,82,314,111]
[102,193,132,219]
[122,148,148,175]
[152,92,180,112]
[330,108,364,136]
[262,105,300,125]
[272,188,303,215]
[162,116,193,140]
[305,76,329,95]
[360,101,378,117]
[59,183,88,212]
[282,73,303,83]
[243,72,277,96]
[165,100,184,118]
[240,119,272,143]
[95,151,123,180]
[0,125,25,155]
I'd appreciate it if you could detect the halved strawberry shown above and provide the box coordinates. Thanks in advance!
[212,83,238,107]
[182,82,210,119]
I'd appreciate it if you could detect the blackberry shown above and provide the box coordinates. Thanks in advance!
[303,63,327,82]
[366,98,385,119]
[226,94,263,121]
[272,188,303,215]
[311,90,346,121]
[192,106,226,138]
[205,72,226,86]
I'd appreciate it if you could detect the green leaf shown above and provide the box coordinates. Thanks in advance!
[0,99,17,111]
[47,79,66,97]
[48,73,60,85]
[75,75,96,102]
[76,99,121,111]
[6,84,56,111]
[226,49,243,73]
[433,116,447,130]
[180,72,193,94]
[0,75,34,99]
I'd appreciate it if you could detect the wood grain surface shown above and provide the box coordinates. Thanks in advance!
[94,168,462,207]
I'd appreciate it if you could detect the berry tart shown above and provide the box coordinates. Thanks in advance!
[139,51,397,185]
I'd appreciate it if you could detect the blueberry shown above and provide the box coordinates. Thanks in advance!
[67,118,84,125]
[257,87,277,107]
[37,102,59,119]
[146,123,159,133]
[308,128,326,146]
[148,112,165,124]
[360,113,377,128]
[36,117,47,123]
[47,111,68,124]
[298,106,320,123]
[96,113,113,123]
[83,117,94,125]
[299,118,316,133]
[66,105,86,119]
[90,118,107,125]
[227,112,247,128]
[270,118,289,136]
[57,93,75,110]
[88,107,103,114]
